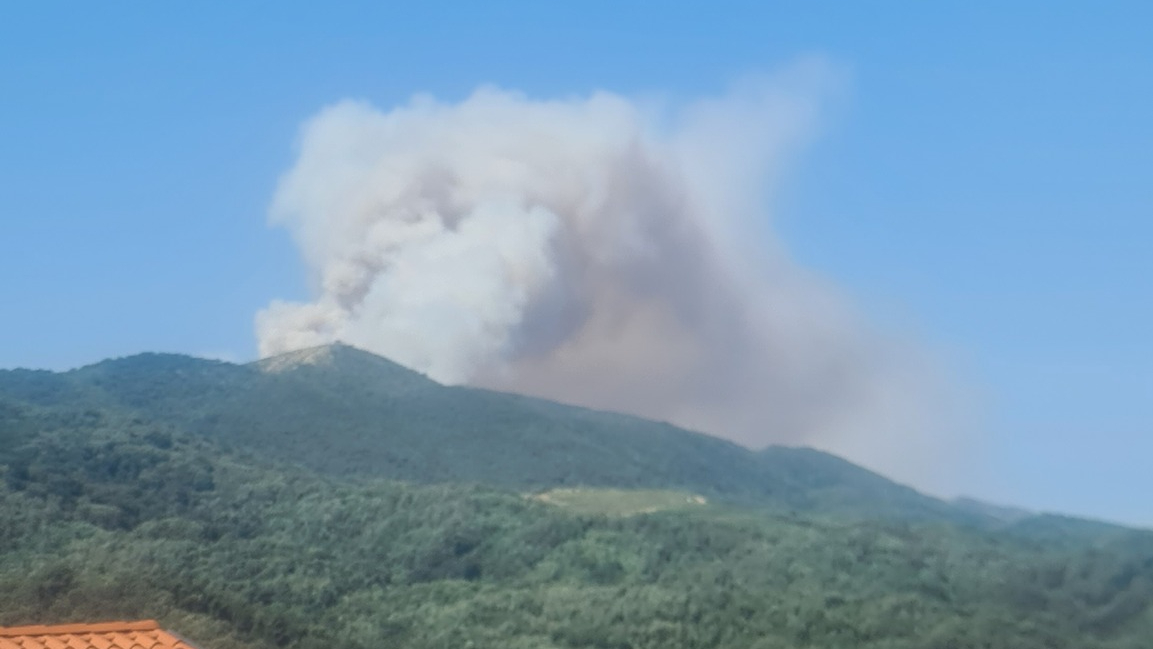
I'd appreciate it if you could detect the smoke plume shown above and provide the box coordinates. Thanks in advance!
[256,65,951,483]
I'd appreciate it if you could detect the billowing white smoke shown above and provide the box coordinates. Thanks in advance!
[257,66,952,484]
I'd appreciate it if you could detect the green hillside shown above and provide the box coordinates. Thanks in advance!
[0,410,1150,649]
[0,344,975,523]
[1,345,1151,648]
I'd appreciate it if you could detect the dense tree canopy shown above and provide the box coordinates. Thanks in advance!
[1,349,1150,648]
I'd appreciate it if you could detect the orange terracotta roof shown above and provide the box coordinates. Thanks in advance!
[0,621,199,649]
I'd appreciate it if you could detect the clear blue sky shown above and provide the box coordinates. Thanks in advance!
[1,2,1149,526]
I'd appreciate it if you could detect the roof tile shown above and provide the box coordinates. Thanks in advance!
[0,623,196,649]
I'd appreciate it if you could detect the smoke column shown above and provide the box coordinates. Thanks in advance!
[256,64,954,485]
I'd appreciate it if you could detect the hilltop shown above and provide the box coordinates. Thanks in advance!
[1,345,1151,648]
[4,344,979,523]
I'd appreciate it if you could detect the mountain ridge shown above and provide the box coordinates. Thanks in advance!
[2,344,1152,648]
[0,343,1108,530]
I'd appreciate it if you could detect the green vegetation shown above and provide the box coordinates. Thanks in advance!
[1,345,1151,649]
[0,345,985,523]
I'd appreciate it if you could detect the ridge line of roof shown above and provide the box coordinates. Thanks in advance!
[0,621,160,637]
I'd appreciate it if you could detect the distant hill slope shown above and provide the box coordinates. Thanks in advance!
[1,403,1150,649]
[0,344,975,523]
[3,345,1152,648]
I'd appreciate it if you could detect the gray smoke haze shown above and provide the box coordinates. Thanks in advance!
[256,64,959,487]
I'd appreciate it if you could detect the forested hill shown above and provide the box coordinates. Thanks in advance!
[2,345,1152,648]
[5,344,969,523]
